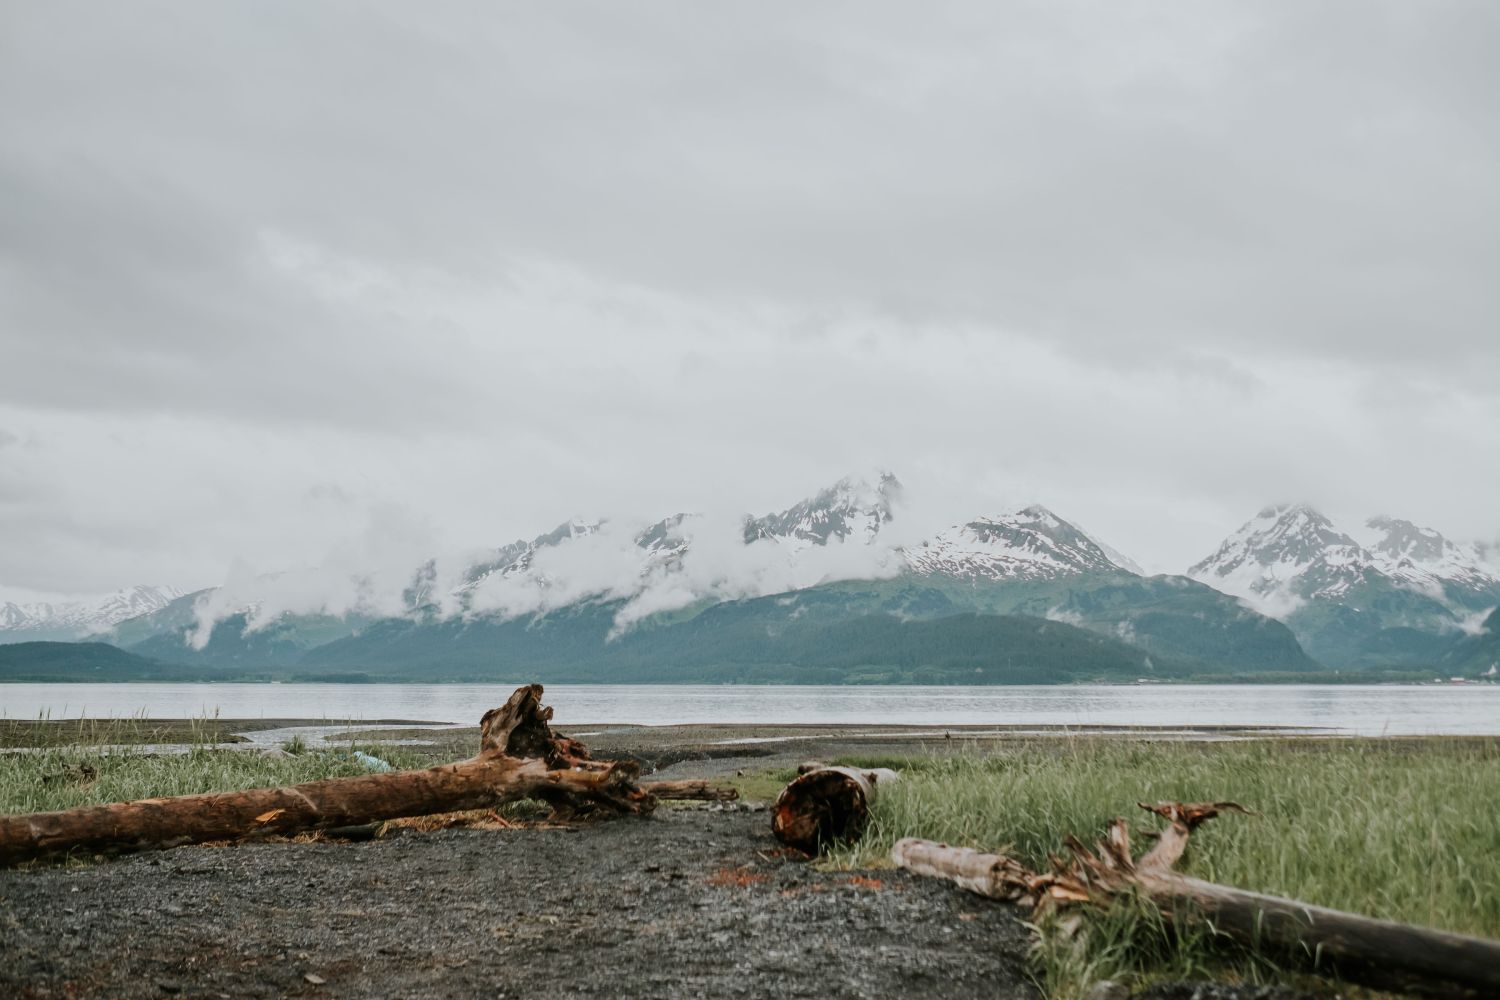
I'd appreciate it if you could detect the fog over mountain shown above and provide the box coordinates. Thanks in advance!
[3,3,1498,605]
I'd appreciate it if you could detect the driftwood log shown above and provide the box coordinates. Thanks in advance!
[641,779,739,802]
[0,684,655,866]
[771,762,897,854]
[893,801,1500,1000]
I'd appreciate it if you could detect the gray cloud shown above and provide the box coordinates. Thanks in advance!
[1,1,1497,598]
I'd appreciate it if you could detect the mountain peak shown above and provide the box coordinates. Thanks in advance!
[1188,502,1500,620]
[1362,515,1499,601]
[743,473,901,548]
[1252,502,1333,528]
[903,505,1136,581]
[1187,505,1373,614]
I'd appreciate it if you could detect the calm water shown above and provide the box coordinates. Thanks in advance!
[1,683,1497,736]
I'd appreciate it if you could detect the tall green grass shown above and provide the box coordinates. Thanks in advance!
[824,738,1500,997]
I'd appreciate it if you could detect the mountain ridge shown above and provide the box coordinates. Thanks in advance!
[0,585,183,642]
[5,477,1495,679]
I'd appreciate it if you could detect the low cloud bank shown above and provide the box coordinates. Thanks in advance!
[186,493,921,647]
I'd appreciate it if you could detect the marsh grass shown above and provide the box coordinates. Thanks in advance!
[0,715,432,816]
[820,737,1500,997]
[0,712,254,749]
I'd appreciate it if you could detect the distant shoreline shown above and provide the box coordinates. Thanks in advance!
[2,675,1487,686]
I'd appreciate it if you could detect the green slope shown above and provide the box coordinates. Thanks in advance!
[297,601,1173,683]
[108,567,1321,682]
[0,641,195,682]
[788,572,1318,673]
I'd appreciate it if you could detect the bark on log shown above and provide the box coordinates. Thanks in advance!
[893,801,1500,999]
[641,780,739,801]
[771,764,897,854]
[0,684,653,866]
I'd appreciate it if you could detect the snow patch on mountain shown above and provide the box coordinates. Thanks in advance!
[1072,520,1146,576]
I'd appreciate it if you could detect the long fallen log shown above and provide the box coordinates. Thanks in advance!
[0,684,653,866]
[893,802,1500,999]
[771,762,897,854]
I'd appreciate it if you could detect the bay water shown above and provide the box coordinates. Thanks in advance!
[2,683,1498,737]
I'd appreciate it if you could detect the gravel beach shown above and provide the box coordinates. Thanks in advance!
[1,808,1039,999]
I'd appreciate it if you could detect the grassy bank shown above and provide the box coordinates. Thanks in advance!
[820,737,1500,995]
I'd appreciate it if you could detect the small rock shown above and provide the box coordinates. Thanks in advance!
[158,982,182,995]
[304,973,326,985]
[1086,981,1130,1000]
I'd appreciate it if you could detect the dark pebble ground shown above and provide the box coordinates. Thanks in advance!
[2,809,1045,1000]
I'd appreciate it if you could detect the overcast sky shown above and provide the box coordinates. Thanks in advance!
[2,1,1498,601]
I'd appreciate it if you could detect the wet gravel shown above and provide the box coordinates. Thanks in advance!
[1,809,1042,1000]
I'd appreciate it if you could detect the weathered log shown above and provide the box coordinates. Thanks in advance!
[641,779,739,801]
[0,684,653,866]
[893,801,1500,1000]
[771,764,897,853]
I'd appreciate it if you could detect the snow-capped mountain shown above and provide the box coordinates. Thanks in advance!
[1187,504,1500,667]
[902,505,1137,581]
[451,515,692,599]
[452,477,903,621]
[17,478,1326,679]
[462,474,900,604]
[0,585,184,641]
[632,513,693,573]
[1361,516,1500,606]
[1189,504,1500,617]
[743,474,900,550]
[457,519,604,595]
[1187,504,1377,614]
